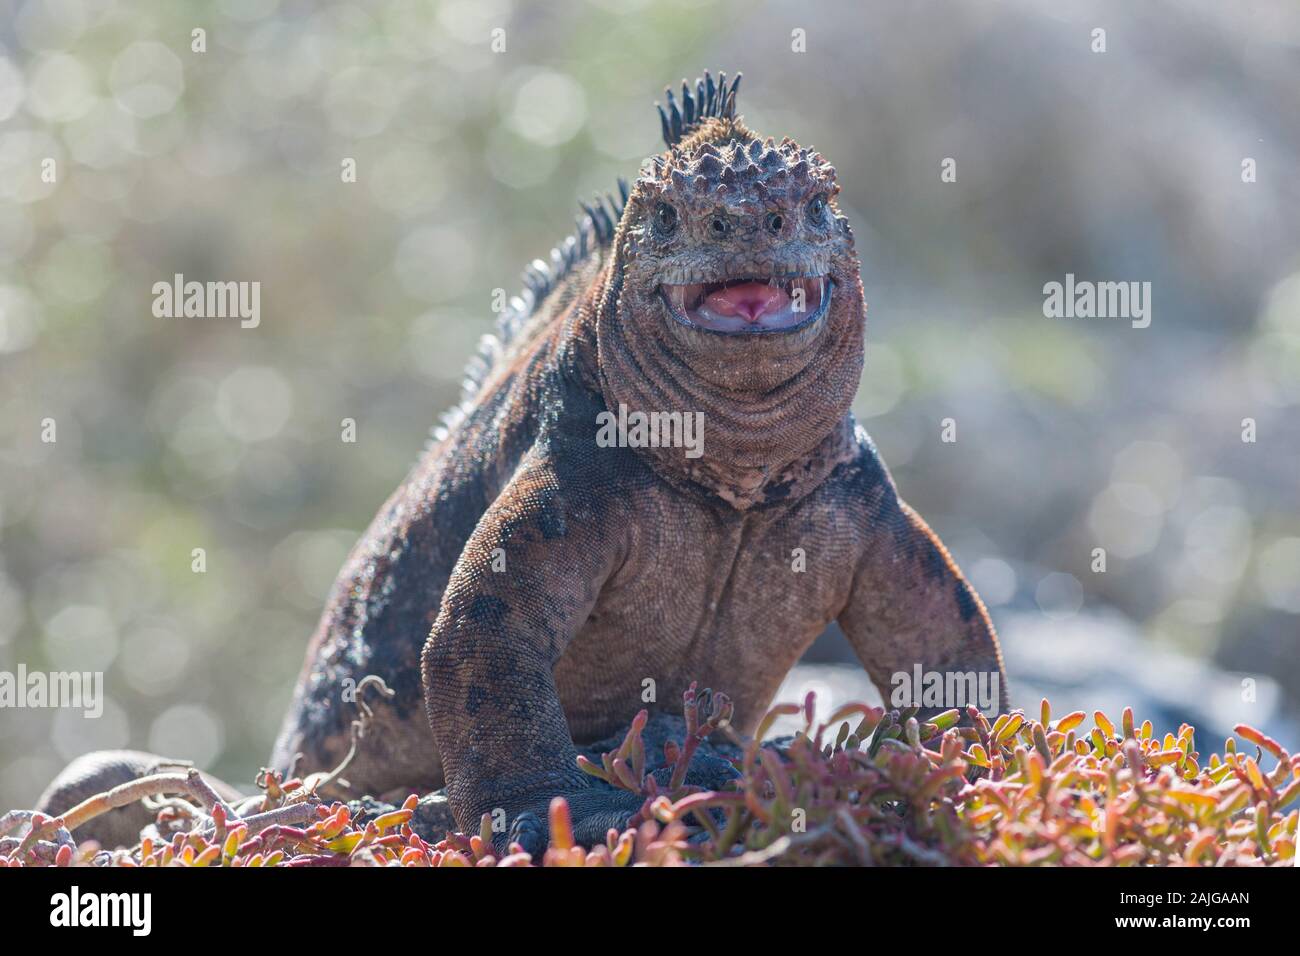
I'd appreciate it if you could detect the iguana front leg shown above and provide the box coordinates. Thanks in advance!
[838,456,1009,720]
[419,451,643,855]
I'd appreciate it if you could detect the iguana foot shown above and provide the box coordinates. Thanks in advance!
[506,809,546,857]
[500,785,648,858]
[500,753,742,858]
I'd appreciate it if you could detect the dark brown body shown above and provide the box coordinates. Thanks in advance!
[40,80,1007,852]
[270,246,1006,844]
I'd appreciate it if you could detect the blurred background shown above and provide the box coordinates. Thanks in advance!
[2,0,1298,810]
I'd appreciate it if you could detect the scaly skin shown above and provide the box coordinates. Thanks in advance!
[38,72,1006,854]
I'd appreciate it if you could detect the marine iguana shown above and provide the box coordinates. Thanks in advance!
[38,71,1007,854]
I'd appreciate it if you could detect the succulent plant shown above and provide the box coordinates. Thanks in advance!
[3,691,1295,867]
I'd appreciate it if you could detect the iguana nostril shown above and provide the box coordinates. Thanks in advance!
[767,213,783,234]
[711,217,729,237]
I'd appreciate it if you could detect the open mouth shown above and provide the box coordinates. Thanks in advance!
[659,275,832,333]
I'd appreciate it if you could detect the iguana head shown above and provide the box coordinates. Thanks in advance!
[596,71,865,508]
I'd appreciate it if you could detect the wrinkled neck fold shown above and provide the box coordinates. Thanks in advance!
[596,282,864,510]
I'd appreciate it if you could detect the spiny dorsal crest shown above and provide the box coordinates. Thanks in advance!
[437,177,629,444]
[656,70,742,148]
[517,177,630,311]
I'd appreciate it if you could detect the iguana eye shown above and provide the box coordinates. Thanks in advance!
[654,202,678,236]
[807,194,827,223]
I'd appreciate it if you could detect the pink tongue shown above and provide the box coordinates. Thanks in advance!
[703,282,790,323]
